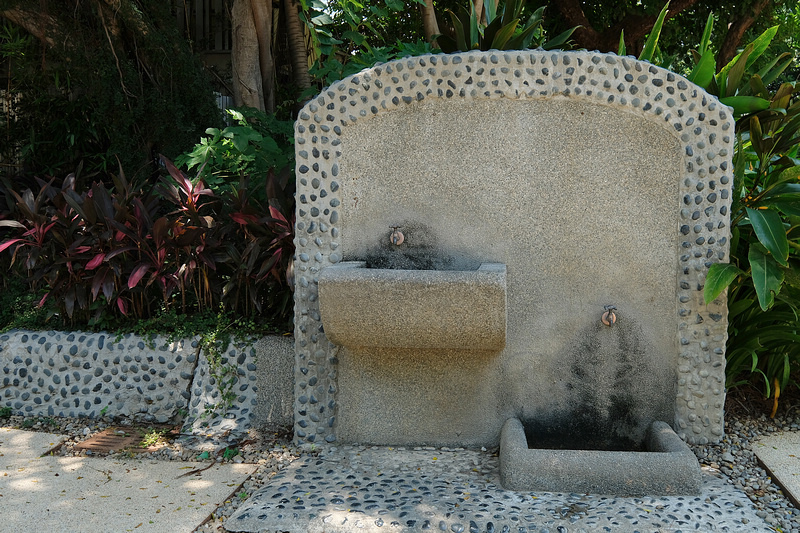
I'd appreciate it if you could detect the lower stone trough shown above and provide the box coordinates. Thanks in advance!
[292,49,734,495]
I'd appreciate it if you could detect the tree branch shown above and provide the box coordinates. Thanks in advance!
[0,7,59,48]
[553,0,601,50]
[718,0,772,66]
[555,0,701,53]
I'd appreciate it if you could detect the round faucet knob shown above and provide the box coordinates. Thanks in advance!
[390,228,404,245]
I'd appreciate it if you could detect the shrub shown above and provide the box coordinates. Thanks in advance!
[0,153,294,331]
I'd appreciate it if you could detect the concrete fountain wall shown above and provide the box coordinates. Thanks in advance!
[292,50,734,448]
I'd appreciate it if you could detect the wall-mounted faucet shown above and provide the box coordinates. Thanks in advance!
[601,305,617,327]
[390,226,405,245]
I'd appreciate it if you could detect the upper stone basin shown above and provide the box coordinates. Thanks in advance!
[318,261,506,351]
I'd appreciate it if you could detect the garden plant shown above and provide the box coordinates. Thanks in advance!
[0,0,798,415]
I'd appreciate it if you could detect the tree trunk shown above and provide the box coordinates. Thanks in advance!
[231,0,266,110]
[421,0,441,46]
[718,0,772,66]
[284,0,312,92]
[250,0,276,113]
[0,6,60,48]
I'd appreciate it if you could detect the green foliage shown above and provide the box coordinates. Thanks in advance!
[0,153,295,331]
[0,406,11,417]
[0,2,221,181]
[0,275,49,332]
[675,26,800,400]
[139,427,169,448]
[223,447,240,460]
[637,1,670,63]
[309,39,439,86]
[437,0,578,53]
[640,7,799,401]
[176,108,294,204]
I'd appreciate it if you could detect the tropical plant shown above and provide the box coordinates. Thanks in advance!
[0,154,296,329]
[622,5,800,407]
[679,19,800,405]
[437,0,578,53]
[175,108,294,205]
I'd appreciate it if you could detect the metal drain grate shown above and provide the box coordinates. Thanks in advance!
[75,427,174,453]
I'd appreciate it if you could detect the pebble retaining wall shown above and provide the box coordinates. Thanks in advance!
[0,330,291,445]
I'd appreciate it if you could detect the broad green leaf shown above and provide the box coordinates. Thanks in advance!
[617,30,626,56]
[699,13,713,56]
[469,2,480,49]
[744,25,779,71]
[719,96,770,115]
[749,244,785,310]
[687,50,715,89]
[369,5,389,17]
[542,26,580,50]
[341,30,366,45]
[777,166,800,184]
[384,0,403,11]
[771,82,795,111]
[704,263,743,304]
[310,13,334,25]
[724,43,754,97]
[490,20,519,50]
[484,0,497,24]
[749,115,764,157]
[773,201,800,217]
[749,75,768,98]
[747,207,789,266]
[447,10,468,52]
[758,53,794,86]
[728,298,755,320]
[639,2,669,63]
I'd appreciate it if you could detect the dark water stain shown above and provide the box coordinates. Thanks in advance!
[362,221,480,271]
[523,315,664,451]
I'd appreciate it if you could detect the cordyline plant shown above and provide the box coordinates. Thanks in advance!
[0,153,295,328]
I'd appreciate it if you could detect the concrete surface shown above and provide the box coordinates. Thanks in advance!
[319,262,506,351]
[253,335,294,428]
[0,427,256,533]
[500,418,701,495]
[293,50,734,447]
[756,431,800,507]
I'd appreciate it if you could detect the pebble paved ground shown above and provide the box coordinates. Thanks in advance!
[3,394,800,533]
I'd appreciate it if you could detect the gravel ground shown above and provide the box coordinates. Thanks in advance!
[3,396,800,533]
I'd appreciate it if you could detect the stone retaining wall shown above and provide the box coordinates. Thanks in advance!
[0,330,293,445]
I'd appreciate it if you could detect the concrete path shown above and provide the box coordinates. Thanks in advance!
[756,431,800,508]
[0,427,256,533]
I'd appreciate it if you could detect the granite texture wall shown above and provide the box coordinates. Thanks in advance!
[293,50,734,447]
[0,330,294,446]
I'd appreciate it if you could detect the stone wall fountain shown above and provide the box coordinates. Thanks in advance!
[292,49,733,495]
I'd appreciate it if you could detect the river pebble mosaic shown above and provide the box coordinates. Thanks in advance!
[178,339,261,450]
[0,329,260,446]
[226,447,772,533]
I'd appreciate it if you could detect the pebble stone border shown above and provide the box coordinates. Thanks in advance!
[0,329,259,446]
[227,445,771,533]
[293,49,734,447]
[178,338,260,450]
